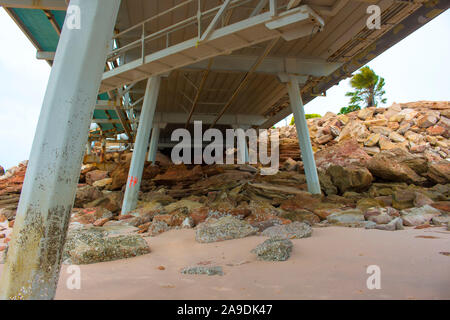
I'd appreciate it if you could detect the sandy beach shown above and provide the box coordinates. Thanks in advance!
[5,226,441,300]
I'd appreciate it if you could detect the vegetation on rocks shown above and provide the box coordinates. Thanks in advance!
[290,114,322,125]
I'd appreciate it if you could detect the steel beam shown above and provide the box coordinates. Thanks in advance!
[183,55,342,78]
[287,0,302,10]
[0,0,121,300]
[250,0,269,17]
[95,105,122,111]
[185,59,213,128]
[43,9,61,35]
[37,53,342,78]
[153,112,266,126]
[286,75,320,194]
[121,76,161,215]
[100,5,324,93]
[210,38,278,128]
[112,93,134,141]
[36,51,56,61]
[0,0,67,9]
[200,0,232,42]
[93,119,121,124]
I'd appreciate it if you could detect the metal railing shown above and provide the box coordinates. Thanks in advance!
[106,0,285,63]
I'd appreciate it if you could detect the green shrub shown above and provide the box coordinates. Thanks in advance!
[338,105,361,115]
[290,114,321,125]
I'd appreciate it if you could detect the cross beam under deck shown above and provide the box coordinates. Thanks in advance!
[100,5,324,93]
[0,0,67,9]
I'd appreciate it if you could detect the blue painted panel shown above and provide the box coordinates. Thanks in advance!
[11,8,59,51]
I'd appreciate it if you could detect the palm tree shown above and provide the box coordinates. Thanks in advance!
[345,66,387,109]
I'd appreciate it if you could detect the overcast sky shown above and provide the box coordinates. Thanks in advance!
[0,9,449,169]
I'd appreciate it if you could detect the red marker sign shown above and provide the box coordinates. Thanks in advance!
[129,176,138,188]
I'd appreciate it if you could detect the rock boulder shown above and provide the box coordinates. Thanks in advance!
[63,227,150,264]
[251,238,293,261]
[326,165,373,193]
[367,151,427,185]
[195,216,257,243]
[261,221,312,239]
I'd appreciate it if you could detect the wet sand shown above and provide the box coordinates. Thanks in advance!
[2,226,449,299]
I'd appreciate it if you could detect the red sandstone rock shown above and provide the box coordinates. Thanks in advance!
[426,161,450,184]
[367,152,427,185]
[430,201,450,213]
[153,214,173,226]
[154,165,203,186]
[314,139,371,170]
[190,207,210,225]
[427,125,446,136]
[85,170,109,185]
[93,218,110,227]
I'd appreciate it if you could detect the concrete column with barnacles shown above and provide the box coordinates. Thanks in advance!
[285,74,321,194]
[0,0,122,300]
[121,76,161,215]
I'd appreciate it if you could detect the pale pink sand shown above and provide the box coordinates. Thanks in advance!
[1,226,449,299]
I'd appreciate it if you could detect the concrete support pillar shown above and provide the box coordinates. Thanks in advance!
[233,125,250,164]
[100,139,106,162]
[121,76,161,215]
[147,126,160,163]
[286,76,321,194]
[243,139,249,163]
[86,142,92,156]
[0,0,121,300]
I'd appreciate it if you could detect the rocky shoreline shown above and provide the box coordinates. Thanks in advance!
[1,101,449,265]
